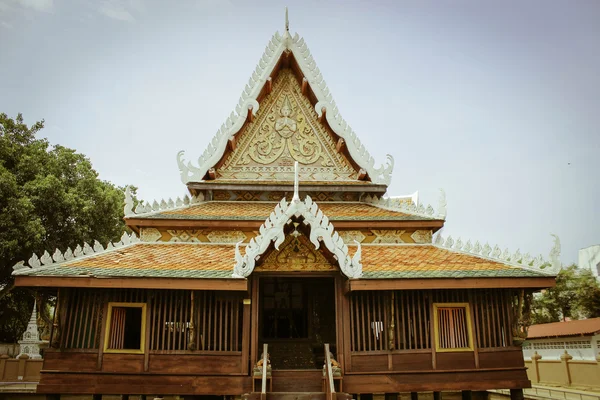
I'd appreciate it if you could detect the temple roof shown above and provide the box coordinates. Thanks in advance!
[177,20,394,186]
[133,201,439,221]
[12,242,549,280]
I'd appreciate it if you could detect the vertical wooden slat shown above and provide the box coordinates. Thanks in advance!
[218,296,224,351]
[202,292,208,351]
[64,290,76,348]
[208,292,214,351]
[178,291,184,350]
[80,293,91,348]
[158,290,165,350]
[360,293,366,352]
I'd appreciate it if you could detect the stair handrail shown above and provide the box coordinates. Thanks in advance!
[324,343,336,400]
[261,343,268,400]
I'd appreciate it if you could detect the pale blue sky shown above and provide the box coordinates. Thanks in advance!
[1,0,598,265]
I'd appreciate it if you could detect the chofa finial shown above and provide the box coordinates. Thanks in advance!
[285,7,289,32]
[292,161,300,203]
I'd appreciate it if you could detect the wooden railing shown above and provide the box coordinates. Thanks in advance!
[261,343,268,400]
[324,343,335,400]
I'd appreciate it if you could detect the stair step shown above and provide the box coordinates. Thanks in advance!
[271,370,323,392]
[242,392,352,400]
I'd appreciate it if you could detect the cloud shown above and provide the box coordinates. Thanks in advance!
[16,0,53,12]
[98,0,136,22]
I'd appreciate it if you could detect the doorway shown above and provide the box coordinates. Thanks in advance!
[258,276,336,369]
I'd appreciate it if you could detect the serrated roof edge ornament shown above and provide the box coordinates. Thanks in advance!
[177,29,394,186]
[432,233,560,276]
[362,193,444,220]
[232,195,362,279]
[123,187,204,218]
[12,232,140,276]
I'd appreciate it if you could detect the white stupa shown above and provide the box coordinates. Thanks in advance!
[17,302,46,359]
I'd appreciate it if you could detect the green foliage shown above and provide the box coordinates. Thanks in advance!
[0,113,137,342]
[532,264,600,324]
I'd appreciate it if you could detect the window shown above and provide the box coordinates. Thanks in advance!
[433,303,474,352]
[104,302,147,354]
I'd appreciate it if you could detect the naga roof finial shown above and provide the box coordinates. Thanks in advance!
[285,7,289,32]
[292,161,300,203]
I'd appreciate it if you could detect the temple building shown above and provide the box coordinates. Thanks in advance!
[12,14,557,400]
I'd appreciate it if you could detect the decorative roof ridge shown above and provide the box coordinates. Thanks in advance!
[123,186,204,218]
[233,162,361,279]
[12,232,140,276]
[177,22,394,185]
[362,189,447,220]
[433,233,561,276]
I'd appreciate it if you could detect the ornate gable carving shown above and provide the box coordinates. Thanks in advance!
[255,234,336,272]
[218,69,357,181]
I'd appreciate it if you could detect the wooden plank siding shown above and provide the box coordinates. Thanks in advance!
[345,289,520,374]
[39,286,530,395]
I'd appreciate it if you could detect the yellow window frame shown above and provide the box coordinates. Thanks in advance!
[433,302,474,352]
[103,302,147,354]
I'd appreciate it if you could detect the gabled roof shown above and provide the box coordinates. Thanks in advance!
[12,242,550,281]
[527,318,600,339]
[176,22,394,185]
[233,195,363,279]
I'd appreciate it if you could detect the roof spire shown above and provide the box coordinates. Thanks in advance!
[292,161,300,203]
[285,7,289,32]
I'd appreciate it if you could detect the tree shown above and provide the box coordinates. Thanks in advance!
[0,113,137,342]
[531,264,600,324]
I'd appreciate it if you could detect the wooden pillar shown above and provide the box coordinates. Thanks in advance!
[509,389,523,400]
[461,390,472,400]
[241,296,251,374]
[433,392,442,400]
[411,392,419,400]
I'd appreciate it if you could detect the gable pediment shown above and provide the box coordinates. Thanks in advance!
[217,69,358,182]
[255,234,337,272]
[177,30,394,186]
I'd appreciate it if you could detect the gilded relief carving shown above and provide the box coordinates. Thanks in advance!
[411,230,433,244]
[140,228,162,242]
[166,230,249,243]
[218,70,356,181]
[372,230,406,244]
[339,231,367,244]
[256,234,336,272]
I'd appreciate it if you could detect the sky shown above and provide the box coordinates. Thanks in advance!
[0,0,599,266]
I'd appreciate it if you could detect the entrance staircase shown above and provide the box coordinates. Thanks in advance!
[243,344,350,400]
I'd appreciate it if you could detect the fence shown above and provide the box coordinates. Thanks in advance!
[0,355,42,383]
[526,350,600,389]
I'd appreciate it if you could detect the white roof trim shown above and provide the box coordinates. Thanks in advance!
[433,233,561,276]
[232,195,362,279]
[363,188,446,220]
[177,29,394,185]
[12,232,140,276]
[123,186,204,218]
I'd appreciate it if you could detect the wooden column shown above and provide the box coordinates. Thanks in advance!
[241,296,251,374]
[433,392,441,400]
[250,277,259,368]
[96,293,109,370]
[461,390,472,400]
[411,392,419,400]
[509,389,524,400]
[467,292,479,368]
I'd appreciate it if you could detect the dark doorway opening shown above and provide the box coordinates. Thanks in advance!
[258,276,336,369]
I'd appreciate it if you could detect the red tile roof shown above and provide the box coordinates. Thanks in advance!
[527,318,600,339]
